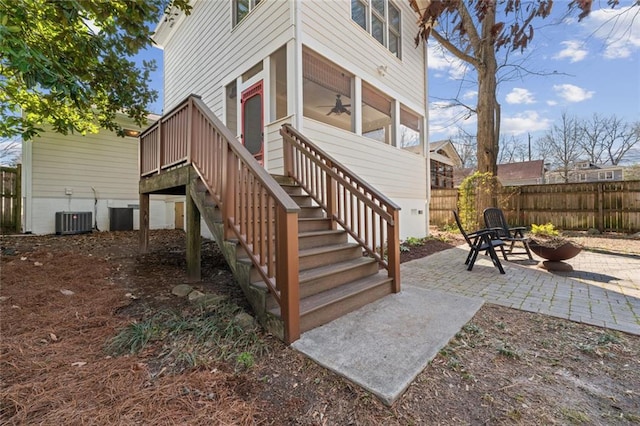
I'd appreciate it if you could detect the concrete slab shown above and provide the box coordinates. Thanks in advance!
[292,285,483,406]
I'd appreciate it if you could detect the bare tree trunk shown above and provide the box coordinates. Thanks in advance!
[476,5,500,207]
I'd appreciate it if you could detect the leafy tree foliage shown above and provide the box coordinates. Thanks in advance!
[0,0,191,140]
[408,0,624,178]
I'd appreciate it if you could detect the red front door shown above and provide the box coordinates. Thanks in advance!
[241,81,264,165]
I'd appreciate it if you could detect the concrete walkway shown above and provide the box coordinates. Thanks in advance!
[294,246,640,405]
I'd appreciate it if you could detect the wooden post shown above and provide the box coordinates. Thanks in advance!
[282,127,293,177]
[186,182,201,282]
[278,208,300,344]
[597,183,604,233]
[186,97,193,164]
[387,208,401,293]
[157,119,163,174]
[223,147,236,240]
[326,160,337,230]
[139,191,150,253]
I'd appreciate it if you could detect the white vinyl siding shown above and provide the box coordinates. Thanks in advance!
[302,0,424,112]
[31,129,140,200]
[302,118,426,200]
[162,0,293,114]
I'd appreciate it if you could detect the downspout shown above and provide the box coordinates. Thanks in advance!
[423,41,431,236]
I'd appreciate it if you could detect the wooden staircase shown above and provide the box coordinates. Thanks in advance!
[139,95,401,344]
[189,172,394,336]
[267,175,394,333]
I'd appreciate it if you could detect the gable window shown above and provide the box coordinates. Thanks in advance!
[351,0,401,58]
[233,0,262,27]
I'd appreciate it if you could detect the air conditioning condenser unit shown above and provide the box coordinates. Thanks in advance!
[55,212,92,235]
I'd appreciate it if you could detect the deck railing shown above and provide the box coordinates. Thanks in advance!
[280,124,401,291]
[139,95,301,343]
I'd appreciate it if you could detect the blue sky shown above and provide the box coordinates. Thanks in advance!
[427,3,640,160]
[136,2,639,161]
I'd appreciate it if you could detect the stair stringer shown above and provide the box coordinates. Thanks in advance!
[188,173,285,340]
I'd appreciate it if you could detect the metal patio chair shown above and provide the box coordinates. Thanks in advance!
[452,210,506,274]
[483,207,533,260]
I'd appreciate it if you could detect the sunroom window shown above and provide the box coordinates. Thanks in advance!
[362,82,391,144]
[399,106,421,148]
[302,50,353,132]
[351,0,401,58]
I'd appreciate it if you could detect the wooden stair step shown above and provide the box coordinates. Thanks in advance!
[298,217,333,232]
[298,229,347,249]
[268,272,393,332]
[298,242,362,270]
[290,194,313,207]
[298,272,392,332]
[298,206,324,218]
[298,257,379,298]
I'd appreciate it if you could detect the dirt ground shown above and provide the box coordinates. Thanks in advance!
[1,229,639,425]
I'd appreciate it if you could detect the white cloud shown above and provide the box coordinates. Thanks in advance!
[428,44,469,80]
[553,84,594,102]
[428,101,477,137]
[546,100,558,106]
[462,90,477,100]
[553,40,588,62]
[502,111,553,136]
[584,6,640,59]
[505,88,535,105]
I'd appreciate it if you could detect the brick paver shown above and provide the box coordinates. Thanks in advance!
[401,246,640,336]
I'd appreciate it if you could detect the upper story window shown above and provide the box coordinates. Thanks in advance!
[598,171,614,180]
[233,0,262,27]
[351,0,401,58]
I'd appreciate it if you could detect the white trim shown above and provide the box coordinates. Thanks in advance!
[21,138,33,233]
[293,0,303,130]
[353,76,362,135]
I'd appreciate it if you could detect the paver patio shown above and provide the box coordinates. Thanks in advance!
[401,246,640,336]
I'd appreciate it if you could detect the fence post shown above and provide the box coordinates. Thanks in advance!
[597,183,604,232]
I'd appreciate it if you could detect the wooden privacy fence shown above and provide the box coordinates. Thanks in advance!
[1,165,21,233]
[430,180,640,233]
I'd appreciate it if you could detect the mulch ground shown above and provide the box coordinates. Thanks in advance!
[1,230,639,425]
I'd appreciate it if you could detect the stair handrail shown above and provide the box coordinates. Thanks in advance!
[280,123,401,292]
[140,95,302,343]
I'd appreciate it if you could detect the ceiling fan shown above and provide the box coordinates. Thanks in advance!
[325,94,350,116]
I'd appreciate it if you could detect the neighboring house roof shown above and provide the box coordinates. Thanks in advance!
[429,139,463,167]
[453,167,474,187]
[452,160,546,187]
[497,160,544,185]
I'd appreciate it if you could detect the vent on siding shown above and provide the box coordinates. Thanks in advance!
[55,212,92,235]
